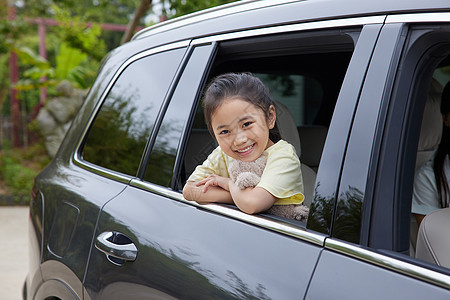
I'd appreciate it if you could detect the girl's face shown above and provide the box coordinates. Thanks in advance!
[211,97,276,162]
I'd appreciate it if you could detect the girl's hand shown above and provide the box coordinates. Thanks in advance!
[196,174,232,193]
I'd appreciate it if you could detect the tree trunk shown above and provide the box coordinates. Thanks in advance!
[121,0,152,45]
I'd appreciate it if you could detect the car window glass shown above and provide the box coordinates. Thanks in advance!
[82,49,185,176]
[144,45,214,186]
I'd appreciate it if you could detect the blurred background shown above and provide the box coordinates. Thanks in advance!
[0,1,235,298]
[0,0,236,205]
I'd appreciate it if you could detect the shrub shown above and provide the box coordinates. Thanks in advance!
[0,143,50,204]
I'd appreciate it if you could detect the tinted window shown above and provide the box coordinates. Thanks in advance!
[82,49,185,176]
[144,45,214,186]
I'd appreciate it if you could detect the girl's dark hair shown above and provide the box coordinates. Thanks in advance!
[434,81,450,208]
[203,72,281,143]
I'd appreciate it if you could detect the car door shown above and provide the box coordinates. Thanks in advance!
[306,14,450,298]
[83,42,325,299]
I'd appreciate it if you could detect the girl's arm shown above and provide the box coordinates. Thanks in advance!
[183,180,233,204]
[229,182,277,214]
[183,174,277,214]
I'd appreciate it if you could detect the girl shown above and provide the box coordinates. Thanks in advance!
[183,73,304,215]
[413,81,450,226]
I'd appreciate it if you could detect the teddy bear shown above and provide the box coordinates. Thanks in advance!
[228,153,309,222]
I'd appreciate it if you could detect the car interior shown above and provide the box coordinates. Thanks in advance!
[412,55,450,267]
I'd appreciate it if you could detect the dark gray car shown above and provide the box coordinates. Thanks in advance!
[24,0,450,299]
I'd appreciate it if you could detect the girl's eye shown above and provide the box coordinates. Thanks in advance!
[219,129,230,135]
[243,121,253,128]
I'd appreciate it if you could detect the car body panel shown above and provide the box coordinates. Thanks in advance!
[306,248,450,299]
[85,185,322,299]
[26,162,128,299]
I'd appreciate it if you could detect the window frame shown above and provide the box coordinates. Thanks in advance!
[170,20,378,238]
[329,19,450,289]
[367,25,450,255]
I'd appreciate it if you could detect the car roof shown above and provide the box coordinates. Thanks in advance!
[133,0,450,42]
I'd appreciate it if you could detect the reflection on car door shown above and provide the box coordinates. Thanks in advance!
[84,185,323,299]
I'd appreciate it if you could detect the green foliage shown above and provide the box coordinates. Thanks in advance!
[0,156,36,201]
[52,5,107,60]
[14,45,50,69]
[0,143,50,203]
[18,0,141,23]
[15,39,101,90]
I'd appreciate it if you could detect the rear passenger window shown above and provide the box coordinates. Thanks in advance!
[370,24,450,272]
[81,49,185,176]
[409,54,450,265]
[181,30,355,220]
[143,45,214,187]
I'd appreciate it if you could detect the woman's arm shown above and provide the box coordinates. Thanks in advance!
[414,213,426,227]
[183,180,233,204]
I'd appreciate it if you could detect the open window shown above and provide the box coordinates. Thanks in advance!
[370,23,450,274]
[181,29,356,216]
[411,54,450,265]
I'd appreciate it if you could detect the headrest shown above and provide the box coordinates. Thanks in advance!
[415,207,450,267]
[418,78,443,152]
[275,101,301,157]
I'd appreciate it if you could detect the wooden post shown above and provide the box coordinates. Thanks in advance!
[8,4,21,148]
[38,19,47,107]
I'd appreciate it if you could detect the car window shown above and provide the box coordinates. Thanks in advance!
[81,48,185,176]
[354,23,450,274]
[181,29,356,224]
[143,45,215,187]
[411,58,450,262]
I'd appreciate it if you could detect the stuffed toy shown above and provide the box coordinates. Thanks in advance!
[228,153,309,222]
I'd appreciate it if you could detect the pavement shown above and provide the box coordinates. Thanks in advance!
[0,206,29,300]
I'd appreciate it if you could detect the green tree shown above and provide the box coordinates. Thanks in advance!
[17,0,143,51]
[17,0,141,24]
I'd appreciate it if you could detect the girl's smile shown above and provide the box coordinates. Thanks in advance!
[211,97,276,162]
[235,144,254,154]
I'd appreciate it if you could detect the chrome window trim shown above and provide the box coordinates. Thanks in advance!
[72,40,190,179]
[326,238,450,290]
[192,15,386,46]
[130,178,326,246]
[72,160,132,185]
[386,12,450,24]
[132,0,302,40]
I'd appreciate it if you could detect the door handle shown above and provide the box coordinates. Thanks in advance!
[95,231,138,263]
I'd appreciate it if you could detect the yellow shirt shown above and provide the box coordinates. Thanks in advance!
[188,140,304,205]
